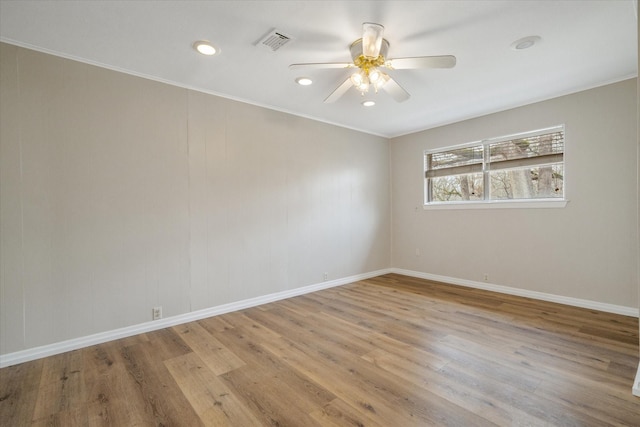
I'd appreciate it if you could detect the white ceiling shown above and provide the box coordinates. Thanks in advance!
[0,1,637,137]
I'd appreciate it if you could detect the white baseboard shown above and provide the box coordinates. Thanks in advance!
[391,268,639,318]
[634,365,640,397]
[2,267,637,369]
[0,268,393,368]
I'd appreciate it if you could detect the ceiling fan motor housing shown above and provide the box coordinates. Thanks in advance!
[350,38,390,70]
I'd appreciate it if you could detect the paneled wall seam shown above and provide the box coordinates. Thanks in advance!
[17,48,26,349]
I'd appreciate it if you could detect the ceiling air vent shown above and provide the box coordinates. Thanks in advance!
[256,29,294,52]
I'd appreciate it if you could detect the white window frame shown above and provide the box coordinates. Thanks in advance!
[423,125,568,210]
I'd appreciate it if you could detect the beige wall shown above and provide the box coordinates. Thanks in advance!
[1,40,638,360]
[390,78,638,308]
[634,1,640,388]
[0,43,391,355]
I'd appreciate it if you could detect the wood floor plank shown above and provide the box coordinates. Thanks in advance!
[309,398,387,427]
[31,406,89,427]
[0,359,43,425]
[142,327,193,361]
[578,323,639,346]
[82,342,150,427]
[84,369,144,427]
[164,352,263,426]
[303,290,450,350]
[120,342,204,426]
[219,363,327,427]
[513,345,630,388]
[313,311,452,371]
[200,310,281,342]
[533,376,640,426]
[276,295,323,317]
[360,347,549,426]
[243,306,376,357]
[172,322,245,375]
[437,357,611,427]
[251,304,497,425]
[1,273,638,426]
[32,350,86,421]
[262,332,498,427]
[215,325,337,424]
[197,314,235,333]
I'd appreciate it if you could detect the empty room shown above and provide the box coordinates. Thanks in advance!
[1,1,639,426]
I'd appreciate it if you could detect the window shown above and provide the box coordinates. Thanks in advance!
[425,125,565,206]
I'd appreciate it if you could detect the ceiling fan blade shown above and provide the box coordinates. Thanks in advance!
[381,76,410,103]
[387,55,457,70]
[362,22,384,58]
[324,77,354,103]
[289,62,353,70]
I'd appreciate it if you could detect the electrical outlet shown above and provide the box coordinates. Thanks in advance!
[152,306,162,320]
[323,272,328,281]
[483,274,488,282]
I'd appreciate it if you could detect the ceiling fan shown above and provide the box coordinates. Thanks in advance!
[289,22,456,103]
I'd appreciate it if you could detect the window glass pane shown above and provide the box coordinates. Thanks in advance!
[489,131,564,163]
[427,146,483,170]
[424,126,564,205]
[429,173,484,202]
[490,164,563,200]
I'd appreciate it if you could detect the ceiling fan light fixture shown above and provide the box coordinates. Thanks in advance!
[373,72,388,91]
[350,70,367,87]
[361,100,376,107]
[357,81,370,94]
[193,40,218,56]
[368,68,381,83]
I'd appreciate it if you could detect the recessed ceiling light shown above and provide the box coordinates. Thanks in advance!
[510,36,541,50]
[362,100,376,107]
[193,40,218,56]
[295,77,313,86]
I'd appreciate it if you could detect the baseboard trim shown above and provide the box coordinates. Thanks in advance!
[2,267,636,368]
[390,268,639,318]
[0,268,393,368]
[633,365,640,397]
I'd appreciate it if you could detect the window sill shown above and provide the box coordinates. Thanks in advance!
[423,199,568,210]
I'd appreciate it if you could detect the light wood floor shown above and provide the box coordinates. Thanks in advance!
[1,273,639,426]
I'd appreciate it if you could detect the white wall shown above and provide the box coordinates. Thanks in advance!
[1,41,637,362]
[391,79,638,309]
[0,43,391,356]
